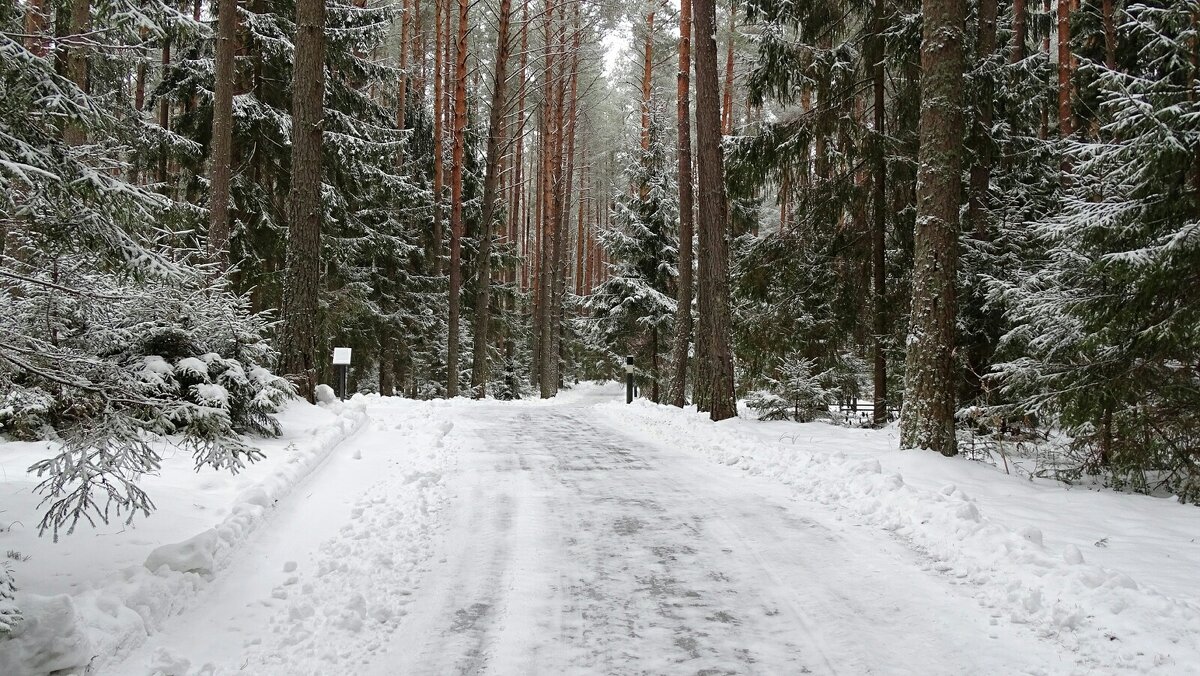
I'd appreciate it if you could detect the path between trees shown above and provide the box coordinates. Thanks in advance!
[112,392,1076,675]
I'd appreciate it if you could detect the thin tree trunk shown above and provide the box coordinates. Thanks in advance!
[446,0,469,397]
[575,140,588,296]
[899,0,965,455]
[533,0,555,392]
[641,11,655,152]
[379,326,395,395]
[414,0,425,95]
[693,0,737,421]
[209,0,237,267]
[969,0,996,240]
[63,0,91,146]
[279,0,327,402]
[721,1,735,135]
[870,0,888,426]
[538,2,564,397]
[470,0,515,398]
[1057,0,1073,137]
[548,5,578,393]
[1101,0,1116,70]
[397,0,410,133]
[432,0,446,274]
[158,35,171,187]
[512,2,529,299]
[1010,0,1027,63]
[23,0,50,57]
[669,0,695,408]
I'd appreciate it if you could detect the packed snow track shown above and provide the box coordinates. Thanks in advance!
[110,390,1080,675]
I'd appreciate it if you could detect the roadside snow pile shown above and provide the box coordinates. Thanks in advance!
[107,396,457,676]
[599,400,1200,674]
[186,400,456,675]
[0,397,369,675]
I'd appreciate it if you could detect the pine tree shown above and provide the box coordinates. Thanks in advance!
[469,0,516,398]
[693,0,737,420]
[668,0,696,407]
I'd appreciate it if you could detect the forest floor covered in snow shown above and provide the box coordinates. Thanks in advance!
[0,382,1197,675]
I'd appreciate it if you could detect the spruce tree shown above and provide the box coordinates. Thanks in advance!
[899,0,966,456]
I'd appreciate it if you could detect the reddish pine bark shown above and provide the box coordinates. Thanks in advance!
[693,0,737,421]
[1058,0,1073,137]
[668,0,695,407]
[470,0,515,397]
[446,0,469,397]
[721,3,735,135]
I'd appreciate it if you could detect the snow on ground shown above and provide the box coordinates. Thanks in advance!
[598,392,1200,674]
[4,381,1198,675]
[111,396,456,675]
[0,398,371,674]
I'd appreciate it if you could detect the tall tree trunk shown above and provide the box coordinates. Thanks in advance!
[209,0,238,267]
[397,0,410,134]
[899,0,965,455]
[379,326,395,395]
[870,0,888,426]
[721,1,735,135]
[63,0,91,146]
[158,35,171,187]
[432,0,446,274]
[669,0,695,408]
[1101,0,1116,70]
[693,0,738,421]
[279,0,328,402]
[538,2,565,398]
[1010,0,1027,63]
[1057,0,1073,137]
[511,2,529,302]
[969,0,996,239]
[24,0,49,57]
[414,0,425,96]
[533,0,556,393]
[574,141,588,296]
[641,11,655,152]
[547,4,577,394]
[446,0,469,397]
[470,0,515,398]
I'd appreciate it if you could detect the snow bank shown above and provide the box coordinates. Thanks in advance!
[0,399,369,675]
[598,400,1200,674]
[109,396,457,676]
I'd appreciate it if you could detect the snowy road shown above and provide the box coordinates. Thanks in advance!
[112,392,1080,675]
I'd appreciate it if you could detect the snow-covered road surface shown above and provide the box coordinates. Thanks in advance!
[111,392,1088,675]
[362,398,1071,676]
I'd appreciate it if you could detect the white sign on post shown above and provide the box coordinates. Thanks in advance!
[332,347,352,365]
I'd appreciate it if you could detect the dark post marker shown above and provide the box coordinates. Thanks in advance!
[332,347,352,400]
[625,355,635,404]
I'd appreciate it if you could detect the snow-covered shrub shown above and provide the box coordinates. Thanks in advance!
[0,387,55,441]
[0,35,293,538]
[0,563,18,636]
[747,353,869,422]
[747,357,834,422]
[1,277,295,539]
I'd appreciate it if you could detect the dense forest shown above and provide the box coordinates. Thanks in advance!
[2,0,1199,619]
